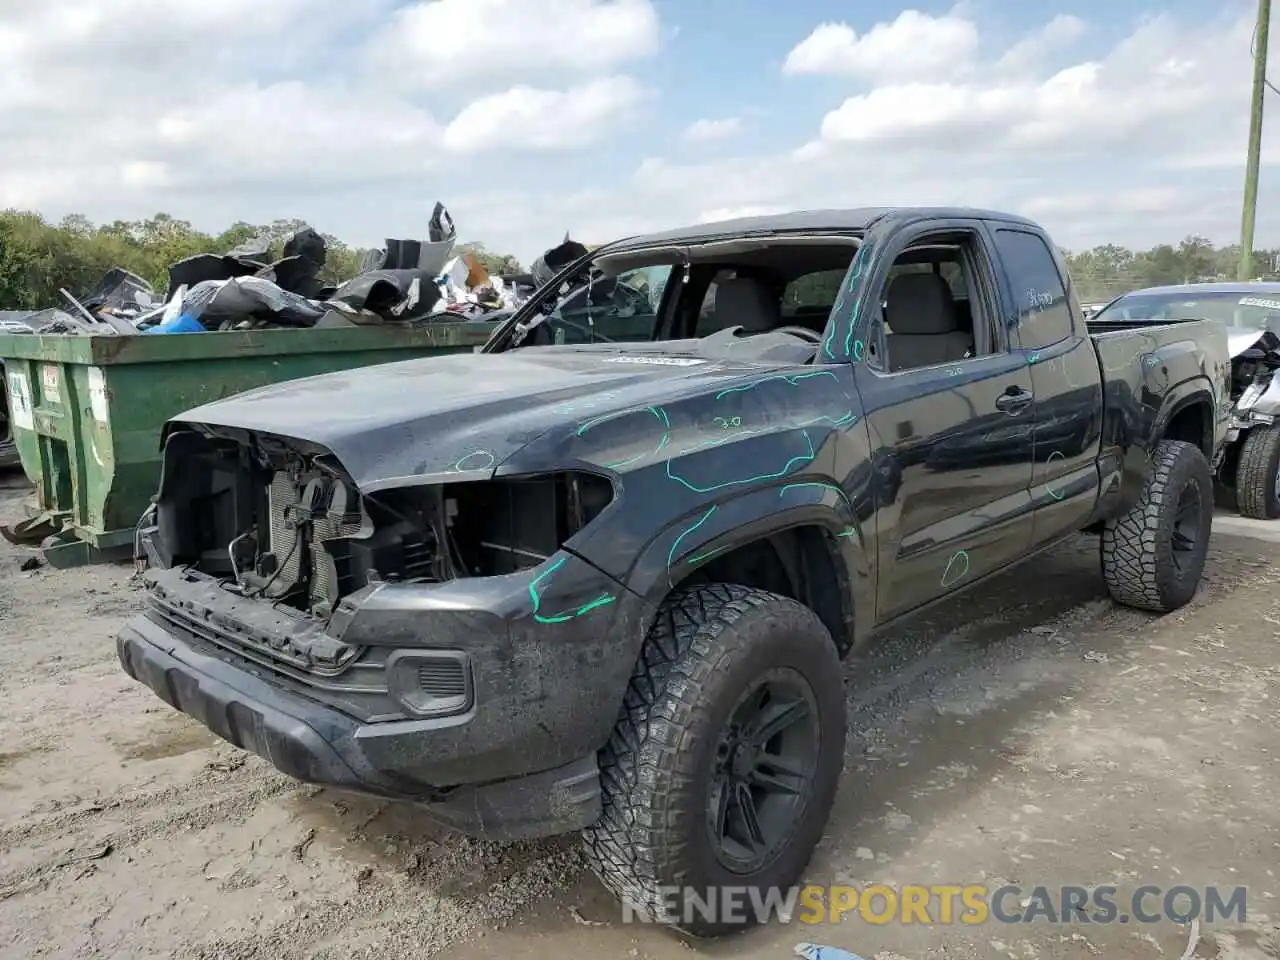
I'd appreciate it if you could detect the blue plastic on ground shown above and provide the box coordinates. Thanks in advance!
[794,944,868,960]
[141,314,206,335]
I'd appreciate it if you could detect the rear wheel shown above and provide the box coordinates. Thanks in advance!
[1100,439,1213,613]
[582,583,845,937]
[1235,425,1280,519]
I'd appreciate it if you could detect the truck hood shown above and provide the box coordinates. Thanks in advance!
[173,348,783,491]
[1229,327,1269,357]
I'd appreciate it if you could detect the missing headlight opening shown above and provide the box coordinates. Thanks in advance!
[150,428,614,621]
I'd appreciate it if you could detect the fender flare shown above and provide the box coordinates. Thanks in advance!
[599,480,872,652]
[1150,376,1217,457]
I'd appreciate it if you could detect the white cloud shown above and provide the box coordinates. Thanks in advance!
[683,117,742,142]
[153,82,442,181]
[995,14,1087,74]
[783,9,980,84]
[373,0,660,90]
[0,0,647,238]
[809,11,1254,161]
[1,1,1279,269]
[1020,187,1188,220]
[456,8,1280,262]
[442,77,646,153]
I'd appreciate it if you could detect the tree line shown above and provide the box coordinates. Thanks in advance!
[1063,236,1280,302]
[2,209,1277,312]
[0,210,524,311]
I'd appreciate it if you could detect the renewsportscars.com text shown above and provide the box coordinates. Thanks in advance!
[621,884,1248,927]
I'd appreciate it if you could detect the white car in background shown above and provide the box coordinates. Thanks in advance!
[1088,282,1280,519]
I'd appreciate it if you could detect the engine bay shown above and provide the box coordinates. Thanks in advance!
[1229,329,1280,402]
[151,427,613,621]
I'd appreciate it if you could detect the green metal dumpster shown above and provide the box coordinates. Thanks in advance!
[0,323,495,567]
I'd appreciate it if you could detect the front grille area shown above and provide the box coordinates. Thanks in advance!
[144,590,402,722]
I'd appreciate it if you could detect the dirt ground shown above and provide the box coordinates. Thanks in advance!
[0,472,1277,960]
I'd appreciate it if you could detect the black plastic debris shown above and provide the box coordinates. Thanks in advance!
[166,251,263,293]
[530,234,590,287]
[167,225,329,299]
[275,227,328,299]
[177,276,327,329]
[327,269,441,323]
[20,307,100,335]
[0,199,565,336]
[360,201,459,277]
[79,268,158,318]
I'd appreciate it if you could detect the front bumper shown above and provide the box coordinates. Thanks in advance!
[118,615,602,840]
[118,551,653,840]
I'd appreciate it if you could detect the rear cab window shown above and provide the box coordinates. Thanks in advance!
[992,228,1074,350]
[782,269,846,321]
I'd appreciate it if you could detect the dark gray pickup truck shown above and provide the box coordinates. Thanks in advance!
[118,207,1230,934]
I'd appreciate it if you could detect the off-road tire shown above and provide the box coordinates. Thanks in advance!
[1100,439,1212,613]
[582,583,845,937]
[1235,425,1280,519]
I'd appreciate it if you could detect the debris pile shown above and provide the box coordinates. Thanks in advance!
[5,202,546,338]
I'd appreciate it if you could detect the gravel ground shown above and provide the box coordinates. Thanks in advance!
[0,472,1277,960]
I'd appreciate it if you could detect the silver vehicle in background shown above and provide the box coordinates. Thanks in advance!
[1089,282,1280,518]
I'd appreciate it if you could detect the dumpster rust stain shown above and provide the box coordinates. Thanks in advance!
[97,336,133,363]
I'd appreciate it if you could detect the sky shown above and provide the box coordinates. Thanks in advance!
[0,0,1277,265]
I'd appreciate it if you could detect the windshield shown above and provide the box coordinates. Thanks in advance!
[538,265,671,344]
[1092,290,1280,333]
[494,236,863,353]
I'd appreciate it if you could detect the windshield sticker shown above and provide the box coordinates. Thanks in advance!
[600,356,707,367]
[1239,296,1280,311]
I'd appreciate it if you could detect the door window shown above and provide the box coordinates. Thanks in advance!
[871,237,998,373]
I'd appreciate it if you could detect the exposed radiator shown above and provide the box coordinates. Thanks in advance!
[309,479,365,615]
[258,469,370,614]
[263,471,304,599]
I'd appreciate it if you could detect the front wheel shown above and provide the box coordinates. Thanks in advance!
[582,584,846,937]
[1235,425,1280,519]
[1100,439,1213,613]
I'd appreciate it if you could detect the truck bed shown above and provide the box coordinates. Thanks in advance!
[1086,318,1230,501]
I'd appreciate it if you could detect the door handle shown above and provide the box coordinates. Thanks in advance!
[995,387,1033,413]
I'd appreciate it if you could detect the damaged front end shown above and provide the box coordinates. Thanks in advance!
[132,423,617,729]
[1228,329,1280,435]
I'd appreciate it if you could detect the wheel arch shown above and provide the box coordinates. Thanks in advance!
[619,484,870,656]
[1155,386,1215,459]
[1110,381,1217,517]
